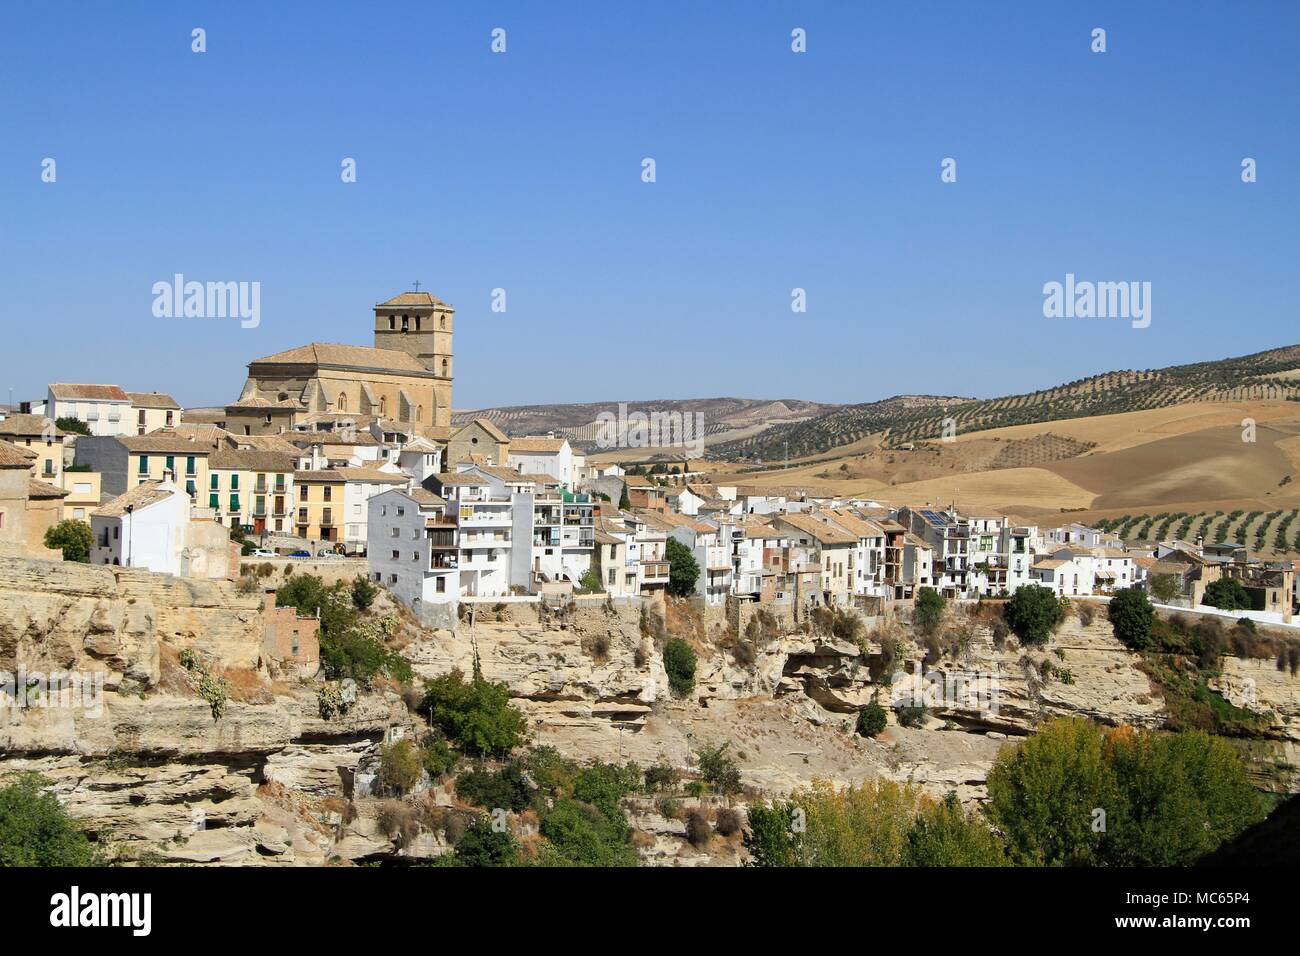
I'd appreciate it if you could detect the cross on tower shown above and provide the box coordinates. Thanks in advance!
[412,280,422,292]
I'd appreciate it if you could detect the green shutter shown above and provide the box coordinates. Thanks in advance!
[138,455,148,474]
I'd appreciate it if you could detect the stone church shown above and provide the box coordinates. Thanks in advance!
[228,291,454,435]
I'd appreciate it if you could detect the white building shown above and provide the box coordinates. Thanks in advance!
[47,383,133,437]
[507,435,576,489]
[90,478,232,578]
[367,488,458,627]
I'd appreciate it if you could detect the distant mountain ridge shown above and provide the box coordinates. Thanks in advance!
[451,397,841,451]
[711,344,1300,462]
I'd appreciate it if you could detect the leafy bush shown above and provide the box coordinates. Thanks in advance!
[351,574,379,610]
[896,704,927,728]
[421,669,527,757]
[573,762,640,819]
[644,763,681,793]
[1109,587,1155,651]
[913,587,945,636]
[685,809,712,847]
[454,815,519,867]
[663,638,697,697]
[744,801,800,866]
[1204,578,1251,612]
[1004,585,1066,646]
[714,807,744,836]
[856,699,888,738]
[455,761,531,813]
[903,792,1007,866]
[420,734,459,777]
[44,520,93,563]
[0,773,97,866]
[538,798,638,867]
[319,624,411,688]
[695,742,741,796]
[376,739,423,796]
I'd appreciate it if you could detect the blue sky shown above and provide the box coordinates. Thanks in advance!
[2,1,1297,410]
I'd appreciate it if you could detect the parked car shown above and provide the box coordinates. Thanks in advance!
[250,549,277,558]
[289,550,311,558]
[317,550,345,558]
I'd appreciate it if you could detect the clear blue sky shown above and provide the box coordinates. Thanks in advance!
[2,1,1297,410]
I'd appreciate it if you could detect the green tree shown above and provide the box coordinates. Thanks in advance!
[744,801,800,866]
[1204,578,1251,612]
[1108,586,1155,651]
[421,669,528,757]
[984,717,1120,866]
[44,519,93,563]
[454,815,519,866]
[54,416,90,436]
[376,739,422,795]
[695,742,742,797]
[665,537,700,597]
[1004,584,1066,646]
[1105,729,1264,866]
[1149,573,1179,604]
[578,567,603,593]
[904,793,1007,866]
[663,638,697,697]
[0,773,97,866]
[538,798,639,866]
[913,587,945,636]
[618,482,631,510]
[351,574,379,610]
[856,698,888,738]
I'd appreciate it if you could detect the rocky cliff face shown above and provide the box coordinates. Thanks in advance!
[2,555,1296,865]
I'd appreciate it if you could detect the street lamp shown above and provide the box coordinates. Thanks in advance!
[124,503,134,567]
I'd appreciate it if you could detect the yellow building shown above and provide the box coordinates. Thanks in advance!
[0,413,65,484]
[207,447,296,534]
[233,290,454,435]
[61,470,102,522]
[293,470,347,545]
[121,433,214,499]
[125,392,182,434]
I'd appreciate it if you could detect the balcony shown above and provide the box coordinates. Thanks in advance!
[430,554,458,570]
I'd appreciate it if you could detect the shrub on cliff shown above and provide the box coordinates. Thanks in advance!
[376,739,423,796]
[663,638,697,697]
[1004,584,1066,646]
[913,587,945,636]
[856,699,888,738]
[0,773,98,866]
[420,669,527,757]
[1108,587,1155,651]
[454,815,519,867]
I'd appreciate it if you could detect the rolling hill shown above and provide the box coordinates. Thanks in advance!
[710,345,1300,462]
[450,397,841,451]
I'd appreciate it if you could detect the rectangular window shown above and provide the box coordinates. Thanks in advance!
[138,455,149,474]
[230,494,240,512]
[210,473,219,490]
[165,455,174,474]
[186,480,196,496]
[230,474,239,491]
[209,493,219,509]
[186,456,196,476]
[436,577,446,593]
